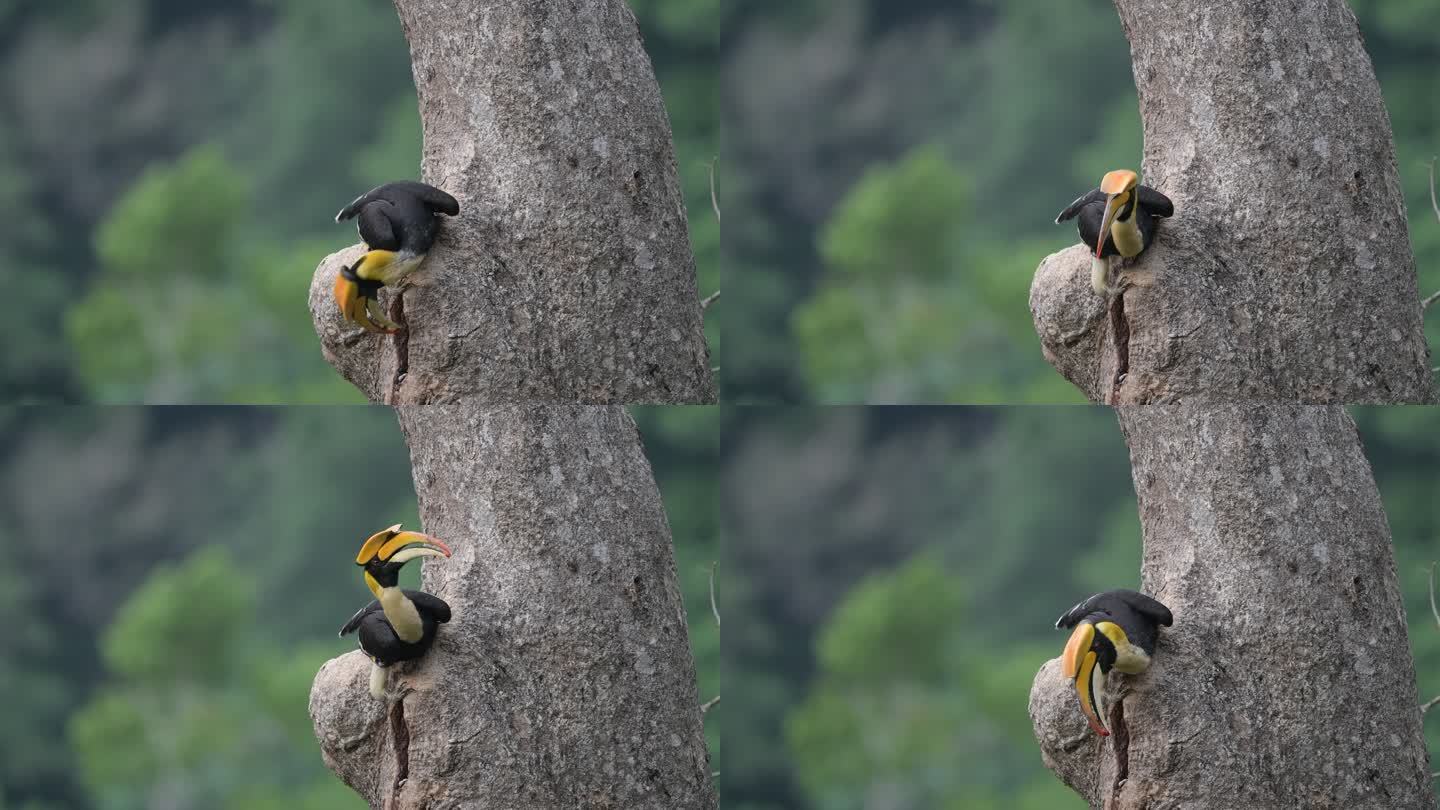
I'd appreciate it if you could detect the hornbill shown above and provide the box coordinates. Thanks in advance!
[1055,589,1173,736]
[339,524,454,698]
[1055,169,1173,295]
[333,181,460,333]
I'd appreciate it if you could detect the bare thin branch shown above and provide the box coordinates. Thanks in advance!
[1420,564,1440,718]
[1429,562,1440,632]
[700,695,721,715]
[701,290,721,311]
[709,561,721,629]
[707,156,721,224]
[1428,158,1440,224]
[1426,161,1440,311]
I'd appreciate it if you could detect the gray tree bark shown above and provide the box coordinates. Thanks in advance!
[309,406,716,809]
[1030,0,1434,404]
[308,0,716,404]
[1029,405,1434,809]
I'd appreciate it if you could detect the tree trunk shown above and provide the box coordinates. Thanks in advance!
[308,0,715,405]
[1029,405,1434,809]
[309,405,716,809]
[1029,0,1434,404]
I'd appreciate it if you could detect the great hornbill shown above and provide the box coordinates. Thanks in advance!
[333,181,460,333]
[1055,589,1173,736]
[1055,169,1173,295]
[339,524,453,698]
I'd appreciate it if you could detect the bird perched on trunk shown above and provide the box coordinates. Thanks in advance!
[1055,589,1173,736]
[1055,170,1173,295]
[333,181,460,333]
[340,524,453,698]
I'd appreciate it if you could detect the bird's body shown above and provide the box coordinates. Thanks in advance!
[1055,589,1173,735]
[341,524,454,698]
[333,181,460,333]
[1056,170,1173,294]
[339,588,452,667]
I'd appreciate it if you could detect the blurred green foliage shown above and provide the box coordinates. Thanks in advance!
[724,0,1440,402]
[70,547,360,810]
[726,407,1440,809]
[794,148,1077,402]
[7,0,717,403]
[1,405,717,809]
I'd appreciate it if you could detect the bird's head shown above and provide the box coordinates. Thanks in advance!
[1061,617,1120,736]
[1095,169,1140,257]
[355,524,452,598]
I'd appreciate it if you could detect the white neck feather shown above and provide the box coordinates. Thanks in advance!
[379,587,424,643]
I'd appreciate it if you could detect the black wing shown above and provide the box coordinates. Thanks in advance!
[357,203,401,251]
[339,601,382,636]
[399,182,461,217]
[1137,185,1174,218]
[1055,189,1103,224]
[1112,589,1173,626]
[1055,589,1172,628]
[336,181,459,222]
[404,589,452,623]
[336,185,384,223]
[1055,592,1108,629]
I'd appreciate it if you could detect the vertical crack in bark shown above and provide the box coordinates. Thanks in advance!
[390,694,411,800]
[1110,698,1130,805]
[1109,292,1131,403]
[391,291,410,402]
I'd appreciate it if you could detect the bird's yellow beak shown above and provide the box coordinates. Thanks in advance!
[1062,622,1109,736]
[1075,648,1108,736]
[355,524,453,565]
[334,268,363,323]
[1094,169,1139,259]
[1095,194,1124,258]
[334,258,401,334]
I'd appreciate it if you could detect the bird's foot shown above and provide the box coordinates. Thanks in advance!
[361,295,402,334]
[383,684,415,704]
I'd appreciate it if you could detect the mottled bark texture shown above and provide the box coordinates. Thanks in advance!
[309,406,716,809]
[1030,0,1434,403]
[1029,405,1434,809]
[309,0,715,404]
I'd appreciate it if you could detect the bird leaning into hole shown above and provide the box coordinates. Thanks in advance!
[1055,170,1173,295]
[1055,589,1173,736]
[340,524,453,699]
[333,181,460,333]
